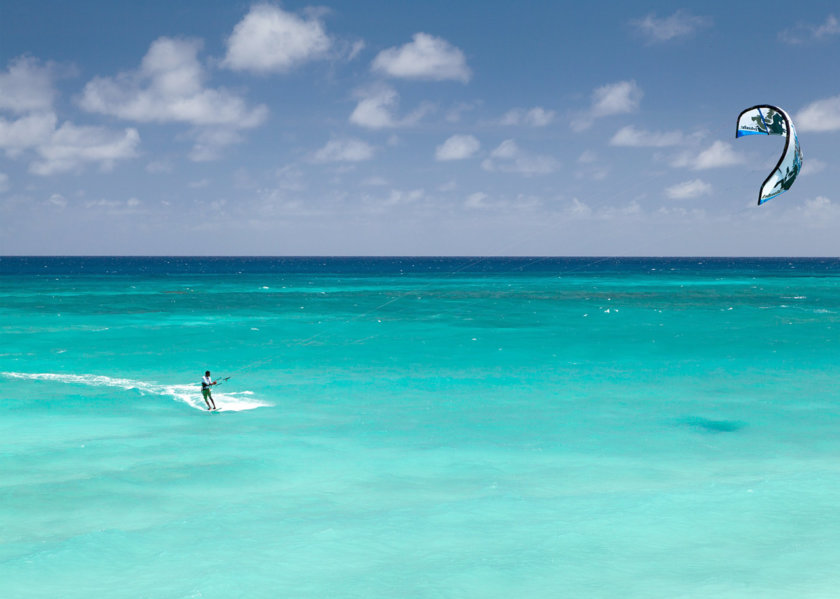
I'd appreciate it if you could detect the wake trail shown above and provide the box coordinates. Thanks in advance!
[1,371,270,412]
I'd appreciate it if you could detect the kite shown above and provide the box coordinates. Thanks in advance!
[735,105,803,205]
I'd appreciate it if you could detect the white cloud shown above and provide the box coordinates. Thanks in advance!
[0,57,56,114]
[568,198,593,218]
[188,128,243,162]
[575,155,609,181]
[814,15,840,38]
[780,15,840,44]
[349,86,398,128]
[48,193,67,208]
[591,81,642,117]
[273,165,307,192]
[465,192,488,209]
[610,125,684,147]
[672,141,744,170]
[30,123,140,175]
[499,107,555,127]
[222,4,331,73]
[435,134,480,161]
[665,179,712,200]
[312,138,375,162]
[481,139,558,175]
[362,176,388,186]
[693,141,744,169]
[0,173,8,193]
[631,11,712,44]
[79,37,266,161]
[797,196,840,226]
[572,80,642,131]
[80,37,267,128]
[371,33,470,82]
[363,188,425,212]
[802,158,826,175]
[146,160,173,174]
[83,197,144,215]
[346,40,366,61]
[578,150,598,164]
[797,95,840,132]
[0,112,58,156]
[0,110,139,175]
[805,195,832,212]
[446,101,479,123]
[0,54,141,175]
[385,189,424,206]
[349,85,432,129]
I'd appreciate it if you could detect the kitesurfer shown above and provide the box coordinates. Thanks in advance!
[201,370,218,410]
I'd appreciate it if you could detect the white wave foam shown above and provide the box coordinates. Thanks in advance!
[1,372,269,412]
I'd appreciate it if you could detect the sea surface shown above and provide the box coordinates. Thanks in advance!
[2,256,840,598]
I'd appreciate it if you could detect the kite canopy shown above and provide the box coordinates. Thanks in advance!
[736,105,802,205]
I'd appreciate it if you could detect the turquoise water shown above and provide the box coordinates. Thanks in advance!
[2,257,840,598]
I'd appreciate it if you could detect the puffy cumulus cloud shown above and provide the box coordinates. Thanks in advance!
[312,138,375,162]
[780,15,840,44]
[0,112,58,156]
[222,4,331,73]
[0,57,56,114]
[631,10,712,44]
[350,86,399,128]
[80,37,267,128]
[671,141,744,170]
[349,85,432,129]
[481,139,559,176]
[610,125,684,147]
[665,179,712,200]
[499,107,555,127]
[591,80,642,118]
[30,123,140,175]
[79,37,266,161]
[797,95,840,132]
[435,134,480,161]
[371,33,470,82]
[572,80,642,131]
[0,111,139,175]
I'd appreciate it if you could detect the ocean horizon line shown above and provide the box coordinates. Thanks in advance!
[2,255,839,260]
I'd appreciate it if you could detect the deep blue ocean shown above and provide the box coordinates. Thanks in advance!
[2,257,840,598]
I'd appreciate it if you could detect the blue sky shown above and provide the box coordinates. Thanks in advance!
[1,0,839,255]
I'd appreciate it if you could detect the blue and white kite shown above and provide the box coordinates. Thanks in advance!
[736,105,803,205]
